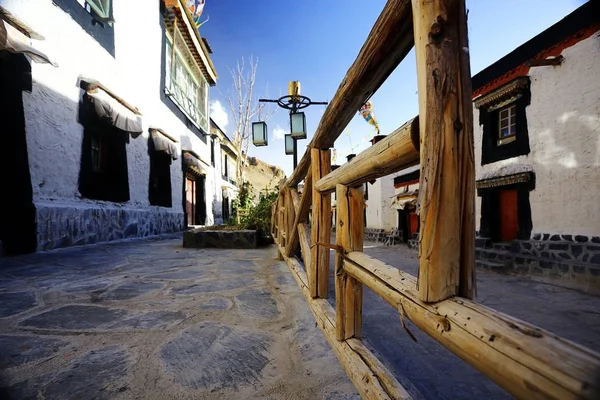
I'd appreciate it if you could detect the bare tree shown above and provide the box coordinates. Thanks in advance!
[222,56,275,186]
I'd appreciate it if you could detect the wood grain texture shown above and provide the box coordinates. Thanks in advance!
[285,170,313,257]
[298,223,312,275]
[343,251,600,400]
[277,245,412,400]
[310,149,332,299]
[413,0,474,302]
[336,185,364,340]
[286,0,414,188]
[315,117,419,194]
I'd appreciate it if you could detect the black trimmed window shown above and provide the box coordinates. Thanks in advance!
[476,77,531,165]
[53,0,115,55]
[79,126,129,202]
[498,104,517,145]
[210,137,215,166]
[165,33,209,132]
[149,152,172,208]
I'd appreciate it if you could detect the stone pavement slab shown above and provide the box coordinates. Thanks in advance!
[2,237,599,400]
[0,237,359,400]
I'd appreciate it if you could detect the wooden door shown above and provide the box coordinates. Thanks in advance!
[408,211,419,238]
[499,189,518,242]
[186,178,195,226]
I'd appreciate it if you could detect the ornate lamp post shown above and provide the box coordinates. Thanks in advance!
[252,81,327,169]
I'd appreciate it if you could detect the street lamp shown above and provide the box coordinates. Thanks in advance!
[252,121,268,146]
[253,81,327,169]
[290,112,306,139]
[284,134,294,155]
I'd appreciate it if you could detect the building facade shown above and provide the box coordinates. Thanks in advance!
[472,1,600,289]
[0,0,223,255]
[209,118,238,225]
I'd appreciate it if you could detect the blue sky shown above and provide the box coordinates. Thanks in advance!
[202,0,586,177]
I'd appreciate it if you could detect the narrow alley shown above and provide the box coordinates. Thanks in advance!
[1,237,598,399]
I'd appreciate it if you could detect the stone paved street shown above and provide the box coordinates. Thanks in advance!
[1,237,599,400]
[0,237,358,400]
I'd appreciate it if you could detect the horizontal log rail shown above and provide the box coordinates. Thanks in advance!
[277,244,412,400]
[286,0,414,188]
[314,117,419,194]
[271,0,600,398]
[343,252,600,400]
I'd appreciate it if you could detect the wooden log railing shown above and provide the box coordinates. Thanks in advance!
[272,0,600,399]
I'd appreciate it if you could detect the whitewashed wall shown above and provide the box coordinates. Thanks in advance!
[365,175,399,232]
[474,32,600,237]
[3,0,219,249]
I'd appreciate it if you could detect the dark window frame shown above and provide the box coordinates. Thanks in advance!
[78,124,130,203]
[210,137,215,166]
[148,149,173,208]
[52,0,115,56]
[479,81,531,165]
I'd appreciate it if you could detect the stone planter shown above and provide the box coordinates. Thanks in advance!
[183,228,258,249]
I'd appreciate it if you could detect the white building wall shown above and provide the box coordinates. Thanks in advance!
[2,0,219,250]
[474,32,600,237]
[365,175,398,232]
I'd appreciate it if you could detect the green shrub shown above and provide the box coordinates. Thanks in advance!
[238,187,278,237]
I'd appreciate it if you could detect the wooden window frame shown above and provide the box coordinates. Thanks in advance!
[497,104,517,145]
[165,32,209,132]
[75,0,113,25]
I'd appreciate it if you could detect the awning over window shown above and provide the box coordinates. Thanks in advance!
[473,77,529,110]
[476,164,534,189]
[84,86,143,135]
[0,13,57,66]
[150,128,178,160]
[391,189,419,210]
[183,150,209,175]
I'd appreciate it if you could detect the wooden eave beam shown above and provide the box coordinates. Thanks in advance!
[527,55,564,67]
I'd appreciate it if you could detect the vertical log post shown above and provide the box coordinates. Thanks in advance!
[286,188,296,254]
[277,194,285,261]
[412,0,476,302]
[310,149,332,298]
[335,185,364,341]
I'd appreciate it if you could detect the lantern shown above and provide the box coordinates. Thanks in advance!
[290,112,307,139]
[285,134,294,155]
[252,121,268,146]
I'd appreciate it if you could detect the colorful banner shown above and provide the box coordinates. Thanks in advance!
[187,0,208,29]
[359,100,380,135]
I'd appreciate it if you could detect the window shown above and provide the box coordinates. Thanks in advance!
[79,126,129,202]
[210,137,215,166]
[53,0,114,55]
[165,38,209,132]
[75,0,113,24]
[149,152,172,207]
[478,77,531,165]
[498,105,517,145]
[222,154,229,179]
[91,135,103,172]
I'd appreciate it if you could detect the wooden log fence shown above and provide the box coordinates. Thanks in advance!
[271,0,600,398]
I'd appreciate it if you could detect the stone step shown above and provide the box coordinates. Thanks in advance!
[475,237,491,249]
[475,248,511,262]
[476,259,506,271]
[492,242,512,251]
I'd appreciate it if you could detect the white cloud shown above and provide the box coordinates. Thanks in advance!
[210,100,229,131]
[273,125,286,140]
